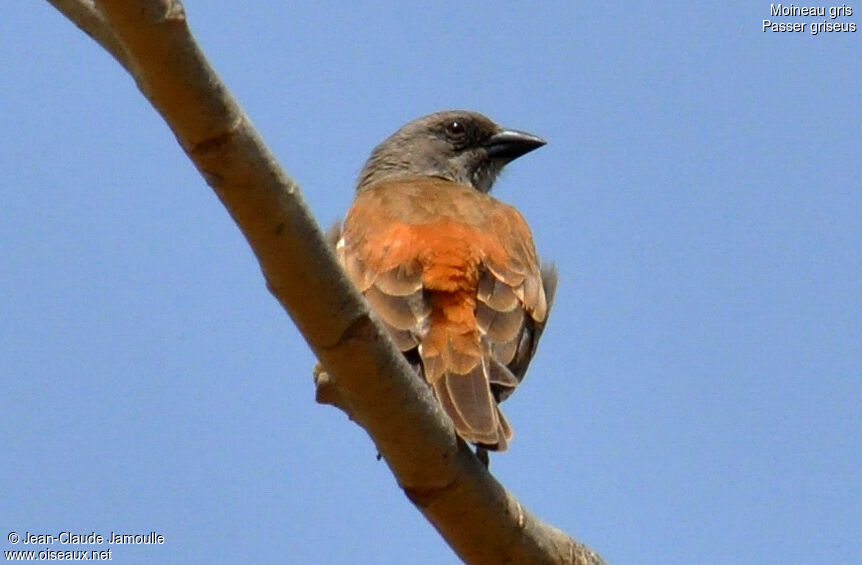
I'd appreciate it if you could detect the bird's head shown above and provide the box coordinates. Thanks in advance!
[357,110,545,193]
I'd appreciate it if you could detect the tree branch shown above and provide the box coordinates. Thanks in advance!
[46,1,606,563]
[46,0,131,72]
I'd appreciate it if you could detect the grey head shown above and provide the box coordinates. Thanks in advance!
[357,110,546,193]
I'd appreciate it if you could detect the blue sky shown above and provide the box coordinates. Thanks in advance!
[2,2,859,564]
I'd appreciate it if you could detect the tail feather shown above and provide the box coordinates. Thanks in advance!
[442,364,497,441]
[428,354,512,450]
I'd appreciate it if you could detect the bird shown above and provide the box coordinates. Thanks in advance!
[332,110,556,458]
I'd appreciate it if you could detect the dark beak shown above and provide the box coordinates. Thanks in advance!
[484,129,546,161]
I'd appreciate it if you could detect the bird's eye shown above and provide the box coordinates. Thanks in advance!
[445,120,466,137]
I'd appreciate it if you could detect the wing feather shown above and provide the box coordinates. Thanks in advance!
[335,178,555,452]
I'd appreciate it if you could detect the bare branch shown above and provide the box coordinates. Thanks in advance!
[47,1,606,563]
[46,0,131,72]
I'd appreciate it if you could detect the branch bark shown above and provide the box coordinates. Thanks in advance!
[45,1,607,563]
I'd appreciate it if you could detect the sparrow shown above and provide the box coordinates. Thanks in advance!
[333,110,555,456]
